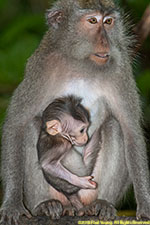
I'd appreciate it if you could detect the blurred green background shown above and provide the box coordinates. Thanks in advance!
[0,0,150,215]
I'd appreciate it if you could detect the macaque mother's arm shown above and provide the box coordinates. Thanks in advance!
[1,73,52,210]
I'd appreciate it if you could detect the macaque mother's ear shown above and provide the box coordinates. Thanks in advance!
[46,9,64,28]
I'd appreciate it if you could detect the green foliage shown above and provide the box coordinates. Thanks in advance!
[120,0,149,12]
[0,35,40,85]
[137,70,150,100]
[0,14,44,48]
[125,0,149,16]
[0,13,45,85]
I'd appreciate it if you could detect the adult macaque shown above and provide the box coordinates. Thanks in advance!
[37,95,100,211]
[1,0,150,224]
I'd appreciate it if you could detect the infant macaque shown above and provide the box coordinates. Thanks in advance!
[37,95,100,210]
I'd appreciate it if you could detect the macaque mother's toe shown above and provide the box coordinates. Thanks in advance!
[33,199,63,220]
[78,199,117,220]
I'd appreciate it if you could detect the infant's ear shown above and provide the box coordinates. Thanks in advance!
[46,9,64,28]
[46,120,62,136]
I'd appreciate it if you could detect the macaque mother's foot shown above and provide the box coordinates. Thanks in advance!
[78,199,117,220]
[34,200,63,220]
[0,203,31,225]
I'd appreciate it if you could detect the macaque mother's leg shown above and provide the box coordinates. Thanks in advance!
[23,118,63,218]
[78,118,130,219]
[79,118,130,206]
[97,117,131,204]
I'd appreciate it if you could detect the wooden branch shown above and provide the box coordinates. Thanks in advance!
[134,4,150,48]
[19,215,148,225]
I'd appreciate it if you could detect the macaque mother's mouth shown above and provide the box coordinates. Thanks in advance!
[90,52,110,64]
[94,53,109,58]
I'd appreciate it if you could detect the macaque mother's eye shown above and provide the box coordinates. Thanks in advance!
[87,17,98,24]
[103,17,114,25]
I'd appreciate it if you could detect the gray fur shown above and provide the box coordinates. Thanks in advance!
[1,0,150,223]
